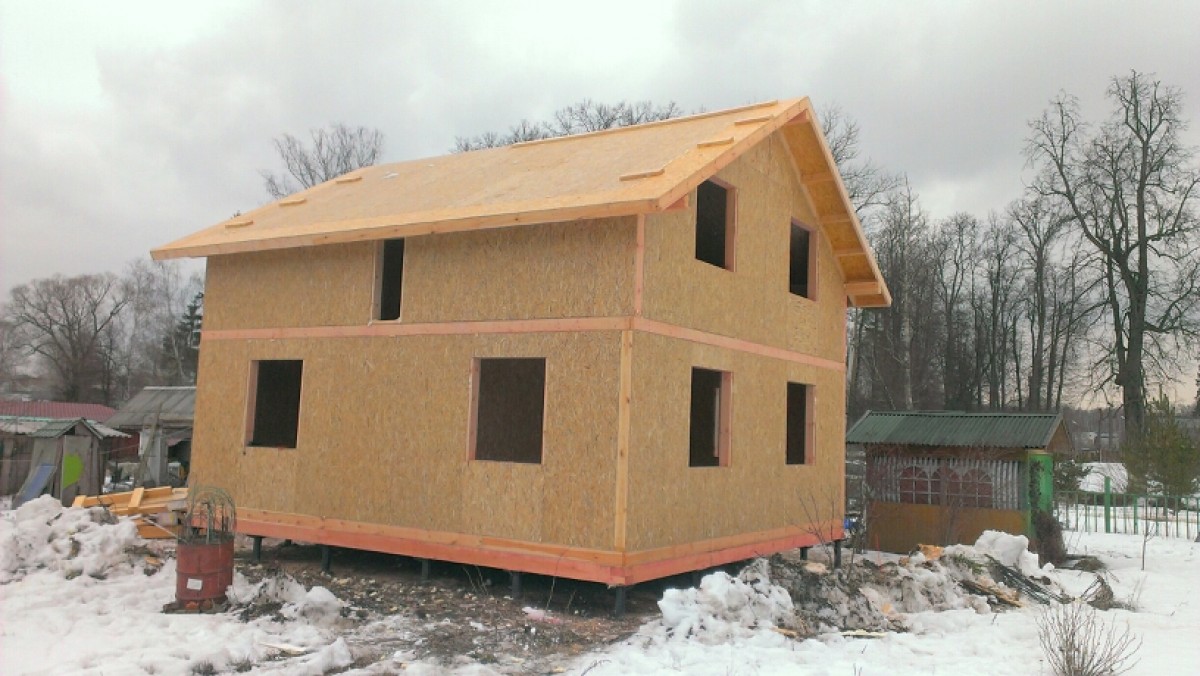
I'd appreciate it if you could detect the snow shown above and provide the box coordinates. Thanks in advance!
[2,497,1198,674]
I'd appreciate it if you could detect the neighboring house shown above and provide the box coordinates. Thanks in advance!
[105,386,196,485]
[848,411,1071,553]
[151,98,890,587]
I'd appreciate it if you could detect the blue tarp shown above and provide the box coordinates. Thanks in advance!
[14,463,55,508]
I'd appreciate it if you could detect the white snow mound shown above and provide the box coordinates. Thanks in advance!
[0,495,140,583]
[658,559,795,643]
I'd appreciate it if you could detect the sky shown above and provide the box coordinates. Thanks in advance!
[1,3,1198,329]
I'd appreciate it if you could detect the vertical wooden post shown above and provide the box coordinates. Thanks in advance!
[799,547,809,561]
[420,558,431,581]
[833,539,842,569]
[510,571,522,599]
[252,536,263,563]
[613,586,627,618]
[321,545,333,574]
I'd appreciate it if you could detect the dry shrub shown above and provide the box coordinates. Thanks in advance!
[1037,602,1140,676]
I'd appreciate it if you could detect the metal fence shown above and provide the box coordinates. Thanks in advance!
[1055,478,1200,541]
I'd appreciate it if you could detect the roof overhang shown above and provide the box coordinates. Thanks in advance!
[153,98,889,308]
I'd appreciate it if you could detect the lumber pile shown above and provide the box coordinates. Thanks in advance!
[72,486,189,539]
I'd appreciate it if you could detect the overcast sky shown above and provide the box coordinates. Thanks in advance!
[2,0,1198,297]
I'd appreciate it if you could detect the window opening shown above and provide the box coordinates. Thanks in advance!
[898,466,932,504]
[471,358,546,463]
[689,367,731,467]
[786,382,811,465]
[789,221,815,298]
[376,238,405,321]
[247,359,303,448]
[695,180,734,269]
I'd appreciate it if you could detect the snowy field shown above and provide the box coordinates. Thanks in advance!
[2,496,1198,675]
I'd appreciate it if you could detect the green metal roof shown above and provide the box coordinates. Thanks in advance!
[846,411,1064,449]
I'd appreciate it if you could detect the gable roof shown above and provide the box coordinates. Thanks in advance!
[105,386,196,428]
[846,411,1066,449]
[0,400,116,421]
[29,417,127,440]
[152,98,890,308]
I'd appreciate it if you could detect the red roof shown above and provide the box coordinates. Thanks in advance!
[0,400,117,421]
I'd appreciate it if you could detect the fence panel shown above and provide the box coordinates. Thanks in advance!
[1055,479,1200,541]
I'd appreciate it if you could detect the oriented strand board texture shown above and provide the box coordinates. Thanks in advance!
[643,133,846,361]
[188,331,623,550]
[403,218,636,322]
[623,331,846,551]
[205,243,377,330]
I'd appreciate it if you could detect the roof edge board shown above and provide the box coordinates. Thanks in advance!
[651,99,808,212]
[151,198,661,260]
[507,99,784,149]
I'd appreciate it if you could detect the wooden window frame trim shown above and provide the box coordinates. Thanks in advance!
[696,178,738,272]
[466,356,549,464]
[790,219,819,302]
[244,358,305,450]
[371,238,406,323]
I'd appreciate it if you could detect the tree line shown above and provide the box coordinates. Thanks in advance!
[4,76,1197,437]
[1,262,202,405]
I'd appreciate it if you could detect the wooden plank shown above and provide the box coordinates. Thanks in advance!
[632,317,846,372]
[844,281,881,296]
[614,330,633,550]
[128,487,145,509]
[734,115,773,126]
[633,215,646,316]
[618,168,665,182]
[203,316,634,342]
[697,137,734,149]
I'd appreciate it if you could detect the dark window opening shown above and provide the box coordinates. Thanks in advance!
[786,382,810,465]
[689,367,730,467]
[695,180,733,269]
[249,360,303,448]
[377,238,405,321]
[790,222,813,298]
[473,358,546,464]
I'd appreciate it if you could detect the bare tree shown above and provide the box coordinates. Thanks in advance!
[0,313,23,393]
[262,124,384,198]
[6,274,128,403]
[931,213,981,409]
[1027,71,1200,437]
[453,99,681,152]
[820,104,903,220]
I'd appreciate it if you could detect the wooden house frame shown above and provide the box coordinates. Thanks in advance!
[153,98,890,586]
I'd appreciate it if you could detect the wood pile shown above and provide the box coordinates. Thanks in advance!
[72,486,189,539]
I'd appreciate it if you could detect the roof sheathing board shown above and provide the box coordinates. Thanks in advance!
[152,97,890,307]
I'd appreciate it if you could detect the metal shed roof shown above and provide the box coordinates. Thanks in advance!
[30,418,127,439]
[106,386,196,428]
[846,411,1064,449]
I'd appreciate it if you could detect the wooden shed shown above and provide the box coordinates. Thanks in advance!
[152,98,890,586]
[848,411,1070,554]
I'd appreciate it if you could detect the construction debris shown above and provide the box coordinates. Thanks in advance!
[72,486,189,539]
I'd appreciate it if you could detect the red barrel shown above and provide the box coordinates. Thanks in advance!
[175,538,235,604]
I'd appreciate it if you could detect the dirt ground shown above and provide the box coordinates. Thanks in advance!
[232,537,682,673]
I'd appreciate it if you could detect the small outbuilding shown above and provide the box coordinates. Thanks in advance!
[848,411,1070,553]
[106,386,196,485]
[17,418,127,507]
[152,98,891,587]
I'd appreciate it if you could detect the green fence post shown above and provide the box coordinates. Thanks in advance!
[1132,491,1138,534]
[1103,477,1112,534]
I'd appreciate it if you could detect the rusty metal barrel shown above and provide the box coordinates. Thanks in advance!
[175,538,235,605]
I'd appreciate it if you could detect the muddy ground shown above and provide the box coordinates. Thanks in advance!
[231,537,700,673]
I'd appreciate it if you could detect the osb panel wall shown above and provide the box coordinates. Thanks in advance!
[624,331,846,551]
[205,243,376,330]
[642,133,845,362]
[403,217,636,323]
[190,331,622,550]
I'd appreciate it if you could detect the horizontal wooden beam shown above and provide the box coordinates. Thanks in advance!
[832,246,864,258]
[201,315,848,373]
[235,508,841,586]
[844,281,882,296]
